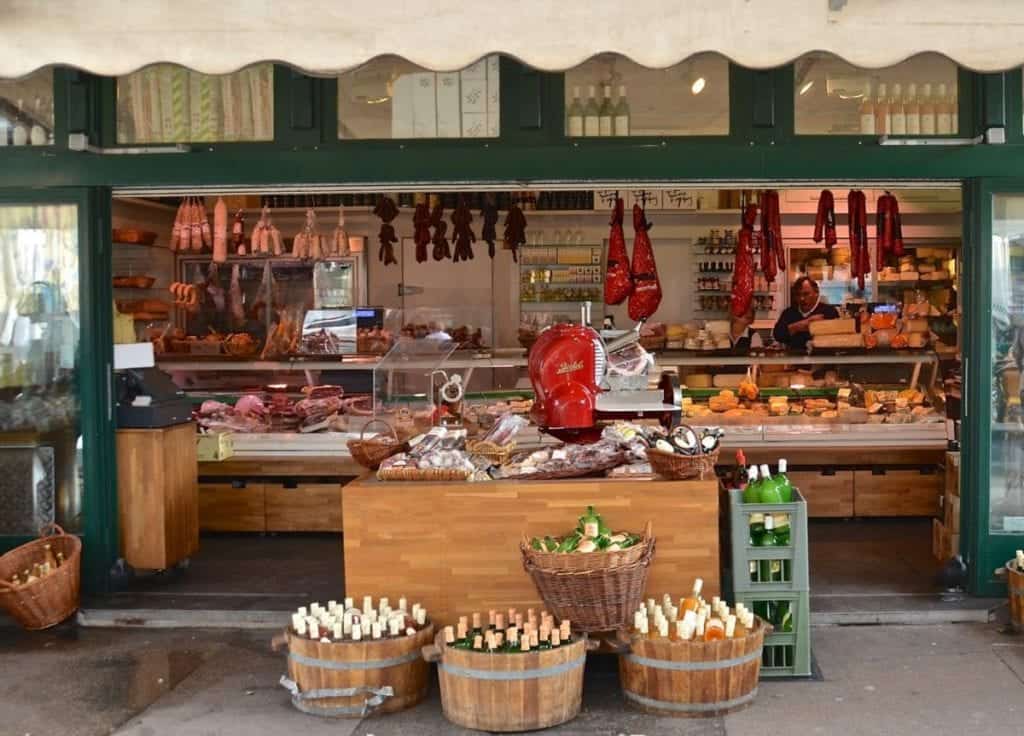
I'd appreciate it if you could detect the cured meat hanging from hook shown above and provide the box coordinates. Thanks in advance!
[503,202,526,263]
[429,202,450,261]
[813,189,837,249]
[875,191,905,270]
[292,208,323,260]
[229,263,245,327]
[189,198,204,252]
[603,196,633,305]
[480,195,498,258]
[627,202,662,321]
[848,189,870,290]
[231,209,246,255]
[212,197,228,263]
[373,196,399,266]
[451,197,476,262]
[331,205,350,257]
[759,190,784,283]
[412,201,430,263]
[730,203,759,318]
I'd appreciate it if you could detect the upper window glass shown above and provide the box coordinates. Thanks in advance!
[0,68,54,146]
[563,53,729,137]
[338,55,500,139]
[117,64,274,143]
[794,52,959,136]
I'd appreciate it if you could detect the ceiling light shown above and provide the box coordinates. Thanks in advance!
[799,80,814,96]
[691,77,706,95]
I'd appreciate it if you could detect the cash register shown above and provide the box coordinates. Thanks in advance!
[114,343,193,428]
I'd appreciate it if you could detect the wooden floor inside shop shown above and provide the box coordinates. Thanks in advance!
[808,518,998,619]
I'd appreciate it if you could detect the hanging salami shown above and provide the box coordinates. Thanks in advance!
[875,191,905,269]
[412,201,431,263]
[480,196,499,258]
[451,197,476,262]
[429,202,451,261]
[813,190,837,249]
[759,190,785,283]
[503,203,526,263]
[627,202,662,321]
[603,196,633,305]
[730,203,759,318]
[848,189,870,290]
[373,197,399,266]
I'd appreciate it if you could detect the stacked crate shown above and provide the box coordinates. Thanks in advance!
[728,488,812,678]
[933,452,961,561]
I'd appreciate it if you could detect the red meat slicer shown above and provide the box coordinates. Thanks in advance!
[528,304,680,442]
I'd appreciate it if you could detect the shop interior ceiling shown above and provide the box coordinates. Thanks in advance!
[4,0,1024,76]
[114,182,963,199]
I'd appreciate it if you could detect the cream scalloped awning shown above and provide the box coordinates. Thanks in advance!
[3,0,1024,77]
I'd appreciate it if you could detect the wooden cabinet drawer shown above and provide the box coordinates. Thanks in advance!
[788,470,854,518]
[198,481,266,531]
[266,483,343,532]
[854,469,941,517]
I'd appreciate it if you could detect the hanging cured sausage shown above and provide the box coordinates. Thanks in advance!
[373,197,399,266]
[848,189,871,290]
[627,202,662,321]
[813,190,837,249]
[480,195,499,258]
[451,198,476,262]
[603,197,633,306]
[759,190,785,283]
[212,197,228,263]
[412,201,431,263]
[731,203,759,318]
[429,203,451,261]
[876,191,905,269]
[231,210,246,256]
[332,205,350,257]
[503,203,526,263]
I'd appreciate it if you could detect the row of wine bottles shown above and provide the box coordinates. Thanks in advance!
[444,608,574,653]
[632,578,756,642]
[6,544,65,588]
[290,595,428,642]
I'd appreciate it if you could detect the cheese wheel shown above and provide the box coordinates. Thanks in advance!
[687,374,713,388]
[809,318,857,336]
[810,333,865,349]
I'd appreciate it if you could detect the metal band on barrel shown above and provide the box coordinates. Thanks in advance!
[279,676,394,716]
[623,688,758,712]
[288,649,420,670]
[439,654,585,680]
[624,648,761,671]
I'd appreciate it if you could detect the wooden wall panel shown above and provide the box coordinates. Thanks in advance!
[853,470,941,517]
[265,482,343,532]
[788,470,854,518]
[198,481,266,532]
[343,477,720,627]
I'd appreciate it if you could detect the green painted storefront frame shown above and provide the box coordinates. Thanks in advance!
[0,60,1020,594]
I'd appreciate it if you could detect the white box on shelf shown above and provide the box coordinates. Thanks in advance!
[460,76,486,114]
[411,72,437,138]
[593,189,619,211]
[461,112,487,138]
[626,190,663,210]
[662,189,700,210]
[390,74,415,138]
[436,72,461,138]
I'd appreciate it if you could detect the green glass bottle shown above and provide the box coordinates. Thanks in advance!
[774,600,793,633]
[742,466,761,504]
[758,514,782,583]
[758,464,784,504]
[748,512,766,546]
[776,458,793,502]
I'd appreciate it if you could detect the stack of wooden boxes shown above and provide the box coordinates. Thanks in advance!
[933,452,961,560]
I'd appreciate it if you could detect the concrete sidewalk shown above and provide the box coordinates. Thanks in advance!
[1,622,1022,736]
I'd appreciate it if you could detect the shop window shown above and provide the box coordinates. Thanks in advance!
[0,68,54,146]
[794,52,959,136]
[117,64,274,143]
[338,55,500,139]
[563,53,729,137]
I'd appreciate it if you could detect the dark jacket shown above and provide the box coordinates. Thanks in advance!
[772,303,840,351]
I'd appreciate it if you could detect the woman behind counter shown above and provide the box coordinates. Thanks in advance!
[772,276,839,352]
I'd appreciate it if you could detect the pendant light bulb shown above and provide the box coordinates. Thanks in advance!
[691,77,706,95]
[799,80,814,96]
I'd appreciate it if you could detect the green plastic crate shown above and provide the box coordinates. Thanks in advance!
[728,487,810,594]
[736,590,812,678]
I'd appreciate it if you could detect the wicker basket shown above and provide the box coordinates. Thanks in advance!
[0,525,81,630]
[466,439,516,466]
[522,534,656,633]
[646,426,720,480]
[522,521,652,572]
[346,420,408,470]
[376,467,473,482]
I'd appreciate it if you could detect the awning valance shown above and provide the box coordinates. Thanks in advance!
[3,0,1024,77]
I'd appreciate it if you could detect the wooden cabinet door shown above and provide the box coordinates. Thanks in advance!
[198,481,265,531]
[854,469,941,517]
[788,470,854,518]
[265,482,343,532]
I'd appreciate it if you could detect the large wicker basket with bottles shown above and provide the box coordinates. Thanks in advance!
[0,524,81,630]
[521,508,655,633]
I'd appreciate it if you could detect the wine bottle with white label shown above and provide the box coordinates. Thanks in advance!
[583,86,600,137]
[566,86,584,137]
[598,85,613,137]
[614,85,630,136]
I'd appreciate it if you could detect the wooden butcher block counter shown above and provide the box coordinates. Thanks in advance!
[343,476,719,627]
